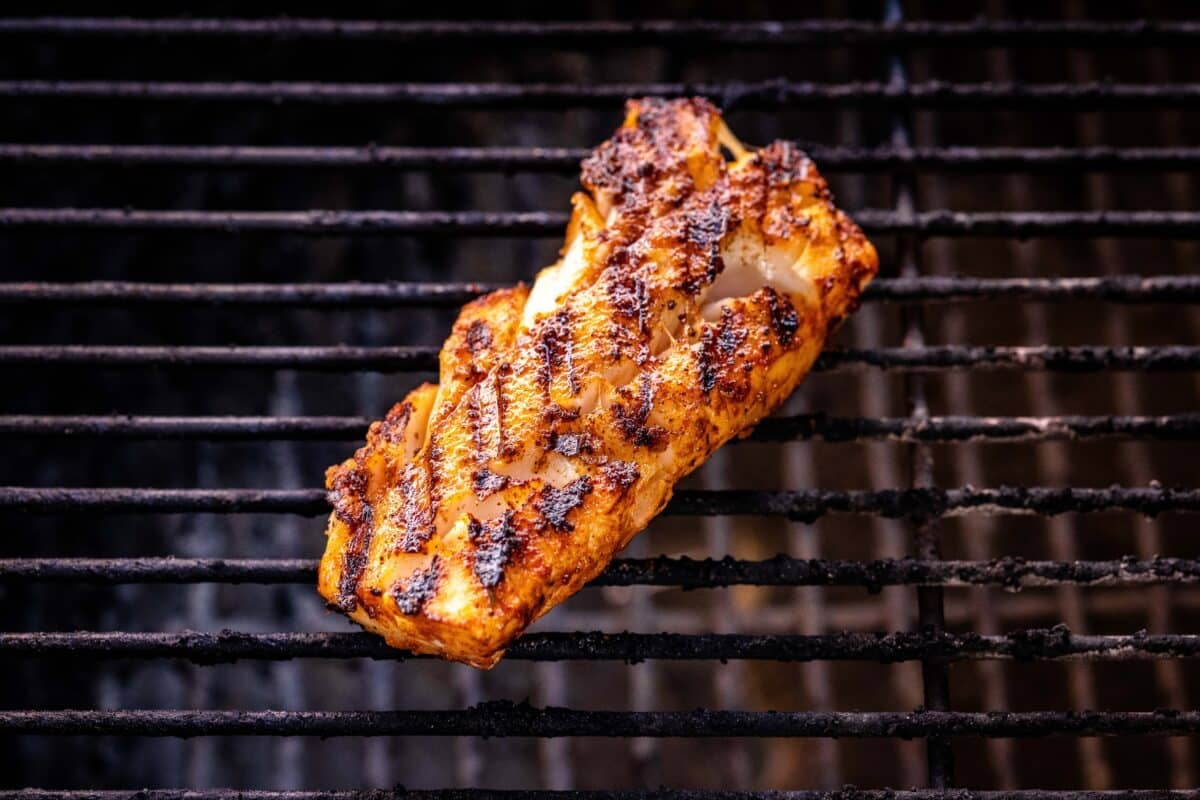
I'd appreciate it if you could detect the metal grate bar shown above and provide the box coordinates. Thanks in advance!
[5,556,1198,588]
[2,18,1199,44]
[7,793,1200,800]
[2,80,1199,109]
[0,144,593,170]
[0,209,569,235]
[5,792,1200,800]
[3,208,1200,237]
[5,276,1200,306]
[3,345,1198,372]
[887,0,951,785]
[4,629,1200,663]
[0,281,502,307]
[5,413,1198,443]
[5,144,1200,172]
[4,708,1199,737]
[2,486,1197,517]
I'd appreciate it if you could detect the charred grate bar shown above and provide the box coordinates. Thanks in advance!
[4,556,1199,588]
[886,2,952,782]
[3,629,1200,663]
[3,276,1199,306]
[2,795,1199,800]
[2,208,1200,237]
[5,413,1198,442]
[2,80,1199,109]
[5,144,1200,172]
[1,18,1199,45]
[2,485,1197,518]
[2,345,1198,372]
[4,707,1200,738]
[8,794,1200,800]
[0,795,1165,800]
[0,281,502,307]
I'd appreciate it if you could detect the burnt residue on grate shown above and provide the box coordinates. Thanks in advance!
[3,627,1200,665]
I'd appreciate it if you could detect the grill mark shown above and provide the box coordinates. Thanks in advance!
[699,326,718,393]
[679,199,730,295]
[707,253,725,287]
[335,523,372,612]
[537,309,579,397]
[376,400,414,445]
[699,306,748,394]
[396,463,434,553]
[765,288,800,346]
[607,268,652,364]
[328,466,374,612]
[536,476,593,532]
[718,306,746,357]
[542,404,581,424]
[466,387,483,461]
[329,465,367,528]
[762,141,813,186]
[634,276,650,363]
[611,373,666,448]
[391,556,441,615]
[426,439,444,494]
[473,467,508,499]
[600,459,640,493]
[468,510,519,589]
[466,319,492,354]
[495,362,515,458]
[686,200,729,248]
[550,431,589,458]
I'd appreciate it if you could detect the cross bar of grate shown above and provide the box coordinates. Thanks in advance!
[0,209,568,236]
[887,3,952,783]
[2,80,1199,109]
[7,793,1200,800]
[4,276,1199,306]
[4,556,1198,588]
[5,792,1200,800]
[0,281,502,307]
[3,209,1200,237]
[1,486,1196,518]
[4,707,1199,737]
[1,18,1199,45]
[2,345,1198,373]
[4,629,1199,663]
[4,144,1200,173]
[5,413,1197,443]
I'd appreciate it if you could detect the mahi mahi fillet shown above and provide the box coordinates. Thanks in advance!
[318,98,879,667]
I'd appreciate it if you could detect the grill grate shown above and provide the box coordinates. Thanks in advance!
[3,79,1200,108]
[7,628,1200,662]
[1,2,1199,795]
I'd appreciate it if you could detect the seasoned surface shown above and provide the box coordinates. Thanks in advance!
[318,97,878,667]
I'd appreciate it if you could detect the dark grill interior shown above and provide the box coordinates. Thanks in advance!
[2,2,1199,795]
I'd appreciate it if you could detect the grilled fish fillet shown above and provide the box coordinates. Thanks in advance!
[318,97,878,667]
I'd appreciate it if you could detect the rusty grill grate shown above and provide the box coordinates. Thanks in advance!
[1,1,1199,796]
